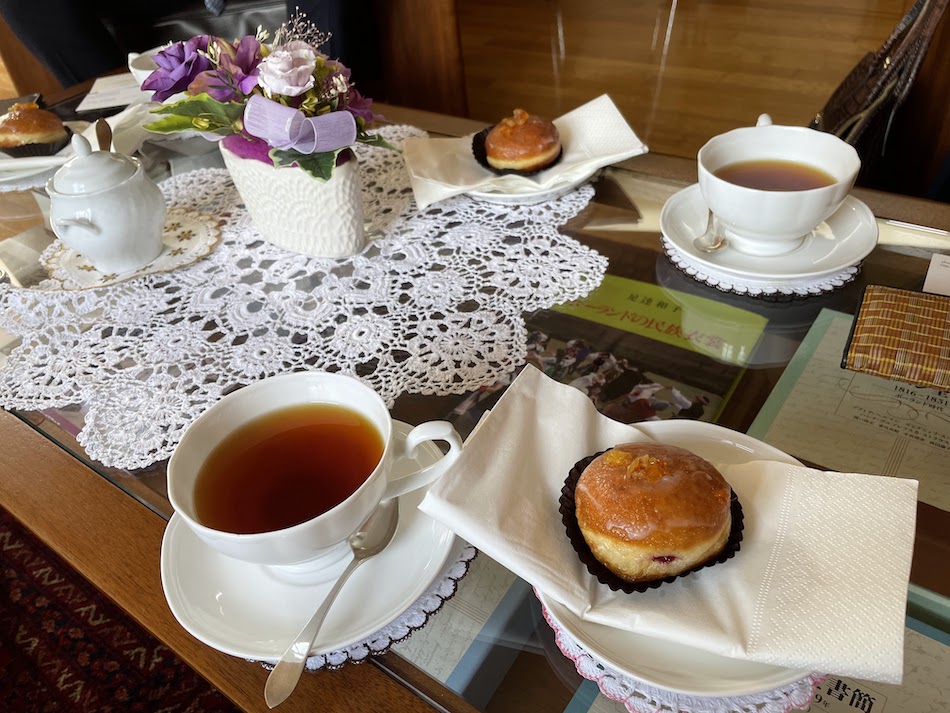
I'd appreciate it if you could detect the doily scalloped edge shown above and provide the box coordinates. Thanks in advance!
[256,543,478,671]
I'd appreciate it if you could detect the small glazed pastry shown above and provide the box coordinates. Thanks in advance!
[0,102,69,156]
[484,108,561,172]
[575,443,732,583]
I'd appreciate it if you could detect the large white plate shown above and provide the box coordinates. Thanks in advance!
[160,421,456,662]
[660,183,878,281]
[540,420,811,697]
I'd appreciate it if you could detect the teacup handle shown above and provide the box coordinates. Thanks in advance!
[384,420,463,500]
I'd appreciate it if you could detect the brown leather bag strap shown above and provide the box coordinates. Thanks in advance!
[810,0,948,140]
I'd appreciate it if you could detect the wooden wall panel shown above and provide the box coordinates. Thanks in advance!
[374,0,468,117]
[456,0,915,161]
[0,15,63,97]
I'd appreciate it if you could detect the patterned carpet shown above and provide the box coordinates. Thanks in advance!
[0,506,240,712]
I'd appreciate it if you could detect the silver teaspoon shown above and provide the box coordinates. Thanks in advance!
[693,212,727,253]
[95,118,112,152]
[264,498,400,708]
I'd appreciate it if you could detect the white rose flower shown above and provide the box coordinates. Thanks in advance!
[257,41,318,97]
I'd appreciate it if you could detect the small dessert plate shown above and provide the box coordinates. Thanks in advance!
[660,184,878,281]
[540,595,811,698]
[540,419,810,697]
[160,421,455,662]
[0,162,60,187]
[0,134,73,188]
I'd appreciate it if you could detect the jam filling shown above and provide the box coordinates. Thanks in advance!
[652,555,677,563]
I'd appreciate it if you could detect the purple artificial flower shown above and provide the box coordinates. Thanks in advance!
[221,133,273,164]
[141,36,212,102]
[189,35,263,102]
[345,89,376,126]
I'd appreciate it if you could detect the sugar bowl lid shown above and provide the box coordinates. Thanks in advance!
[51,134,138,194]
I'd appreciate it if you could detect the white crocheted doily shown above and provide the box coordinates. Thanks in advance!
[0,126,605,469]
[662,238,860,299]
[539,596,826,713]
[264,543,478,670]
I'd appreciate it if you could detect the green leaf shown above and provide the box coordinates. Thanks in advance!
[144,93,244,135]
[269,148,344,181]
[143,114,205,134]
[357,132,400,152]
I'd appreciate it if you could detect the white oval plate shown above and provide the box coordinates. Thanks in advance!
[160,421,455,662]
[540,420,811,697]
[466,170,595,205]
[0,162,58,187]
[660,183,878,281]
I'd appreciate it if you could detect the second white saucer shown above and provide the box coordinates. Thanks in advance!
[160,421,456,662]
[660,184,878,282]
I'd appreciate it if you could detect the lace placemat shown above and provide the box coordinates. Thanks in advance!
[0,125,605,469]
[539,595,826,713]
[272,543,478,671]
[663,238,861,299]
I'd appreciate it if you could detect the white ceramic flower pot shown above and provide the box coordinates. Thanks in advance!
[219,143,366,258]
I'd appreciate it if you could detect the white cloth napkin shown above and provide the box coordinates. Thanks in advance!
[0,104,161,190]
[0,154,70,173]
[419,366,918,683]
[402,94,648,209]
[77,102,159,156]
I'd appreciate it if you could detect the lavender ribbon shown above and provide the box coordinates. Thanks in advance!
[243,94,357,154]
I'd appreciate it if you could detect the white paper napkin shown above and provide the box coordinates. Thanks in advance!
[419,366,918,683]
[402,94,648,209]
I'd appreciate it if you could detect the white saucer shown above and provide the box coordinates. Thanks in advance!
[660,184,878,281]
[160,421,455,662]
[540,420,811,697]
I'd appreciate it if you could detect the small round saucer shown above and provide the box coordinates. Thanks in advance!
[660,184,878,281]
[41,207,221,290]
[160,421,455,662]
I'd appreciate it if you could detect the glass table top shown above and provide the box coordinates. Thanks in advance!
[1,98,948,713]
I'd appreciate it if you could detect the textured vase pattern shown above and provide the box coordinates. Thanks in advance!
[220,144,366,257]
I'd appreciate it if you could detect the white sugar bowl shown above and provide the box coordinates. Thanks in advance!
[47,134,166,274]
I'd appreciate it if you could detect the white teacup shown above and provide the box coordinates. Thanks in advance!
[697,114,861,256]
[167,371,463,577]
[127,46,167,88]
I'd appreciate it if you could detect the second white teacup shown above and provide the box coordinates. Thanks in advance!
[697,114,861,256]
[167,371,463,576]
